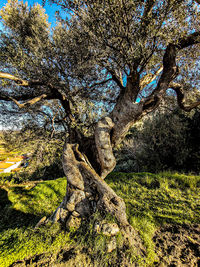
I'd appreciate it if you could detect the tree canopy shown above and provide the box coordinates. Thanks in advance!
[0,0,199,137]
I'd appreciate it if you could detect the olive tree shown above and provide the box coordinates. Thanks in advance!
[0,0,200,249]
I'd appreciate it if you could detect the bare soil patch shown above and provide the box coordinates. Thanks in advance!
[153,224,200,267]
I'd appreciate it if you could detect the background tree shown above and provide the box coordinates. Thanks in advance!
[0,0,200,250]
[116,106,200,173]
[2,123,65,180]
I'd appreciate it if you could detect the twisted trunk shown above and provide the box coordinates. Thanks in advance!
[51,116,130,227]
[48,72,163,254]
[48,92,149,257]
[48,116,145,256]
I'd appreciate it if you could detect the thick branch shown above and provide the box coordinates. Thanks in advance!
[176,31,200,49]
[0,72,46,87]
[110,70,142,146]
[9,94,48,108]
[169,82,200,112]
[0,72,75,123]
[149,31,200,97]
[140,67,163,89]
[95,117,116,179]
[110,32,200,146]
[142,32,200,111]
[108,69,125,91]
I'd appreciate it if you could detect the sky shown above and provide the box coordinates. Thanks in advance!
[0,0,65,28]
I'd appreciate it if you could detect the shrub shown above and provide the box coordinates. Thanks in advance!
[116,109,200,174]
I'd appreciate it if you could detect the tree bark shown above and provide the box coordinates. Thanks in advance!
[51,117,129,227]
[43,71,158,262]
[48,113,145,254]
[48,70,161,254]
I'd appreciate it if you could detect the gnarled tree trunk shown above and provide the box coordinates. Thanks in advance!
[48,69,166,253]
[51,116,131,227]
[49,99,149,254]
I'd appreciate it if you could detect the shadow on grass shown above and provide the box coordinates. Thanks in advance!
[44,182,65,198]
[0,188,40,232]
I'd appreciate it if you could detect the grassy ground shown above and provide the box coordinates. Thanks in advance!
[0,177,70,267]
[0,172,199,266]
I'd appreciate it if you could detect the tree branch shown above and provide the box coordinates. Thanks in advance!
[0,72,75,122]
[108,69,125,90]
[169,82,200,112]
[9,94,48,108]
[140,67,163,89]
[176,31,200,49]
[88,78,112,89]
[0,72,46,87]
[142,31,200,110]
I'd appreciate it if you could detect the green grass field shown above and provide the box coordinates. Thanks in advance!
[0,172,199,266]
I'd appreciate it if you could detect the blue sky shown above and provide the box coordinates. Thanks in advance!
[0,0,64,27]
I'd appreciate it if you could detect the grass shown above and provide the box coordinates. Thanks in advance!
[107,172,200,265]
[0,177,68,267]
[8,178,67,216]
[107,172,200,225]
[0,172,200,266]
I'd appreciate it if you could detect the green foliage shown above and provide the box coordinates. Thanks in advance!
[116,108,200,174]
[53,0,199,76]
[0,0,49,34]
[1,172,199,266]
[1,0,200,134]
[2,127,65,181]
[0,0,50,54]
[0,173,15,187]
